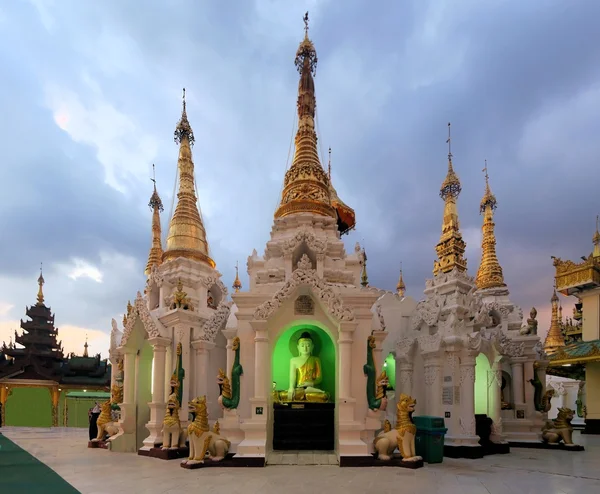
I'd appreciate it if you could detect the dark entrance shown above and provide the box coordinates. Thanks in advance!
[273,402,335,450]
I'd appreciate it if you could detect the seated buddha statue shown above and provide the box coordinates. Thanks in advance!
[278,332,329,403]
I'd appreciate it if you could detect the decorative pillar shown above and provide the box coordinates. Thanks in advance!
[222,328,238,376]
[397,362,414,398]
[510,357,526,406]
[459,355,477,438]
[338,322,356,401]
[253,325,269,402]
[141,337,170,450]
[423,356,443,417]
[523,359,535,417]
[191,340,215,399]
[488,358,504,439]
[122,349,136,405]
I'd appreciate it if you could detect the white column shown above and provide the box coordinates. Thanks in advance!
[254,328,269,401]
[222,328,238,377]
[511,357,526,406]
[423,356,443,417]
[488,359,504,439]
[398,362,414,398]
[523,360,535,417]
[191,340,215,399]
[338,324,354,400]
[122,349,136,405]
[142,337,170,450]
[458,354,478,441]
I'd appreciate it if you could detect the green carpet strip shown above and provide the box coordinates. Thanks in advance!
[0,433,80,493]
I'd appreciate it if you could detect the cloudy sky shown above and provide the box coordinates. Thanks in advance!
[1,0,599,357]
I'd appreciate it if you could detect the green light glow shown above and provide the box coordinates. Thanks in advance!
[272,323,336,397]
[383,353,396,389]
[475,353,491,414]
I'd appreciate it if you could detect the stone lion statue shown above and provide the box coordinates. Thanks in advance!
[373,393,422,462]
[541,407,578,446]
[92,400,119,442]
[181,396,231,466]
[161,392,186,450]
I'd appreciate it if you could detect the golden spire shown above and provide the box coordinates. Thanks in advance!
[593,214,600,258]
[475,161,506,290]
[145,164,164,275]
[232,261,242,293]
[36,263,45,305]
[83,335,89,358]
[274,12,336,221]
[433,123,467,275]
[544,289,566,355]
[396,262,406,297]
[327,147,356,235]
[163,89,215,268]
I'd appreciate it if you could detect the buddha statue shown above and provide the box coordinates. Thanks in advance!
[278,332,329,403]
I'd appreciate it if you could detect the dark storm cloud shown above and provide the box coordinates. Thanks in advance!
[0,0,598,338]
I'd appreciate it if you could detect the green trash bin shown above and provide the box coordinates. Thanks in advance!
[413,416,447,463]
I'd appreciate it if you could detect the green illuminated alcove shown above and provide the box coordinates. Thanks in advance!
[383,353,396,390]
[272,323,336,398]
[475,353,491,414]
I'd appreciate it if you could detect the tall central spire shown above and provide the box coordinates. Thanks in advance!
[475,161,506,289]
[36,264,45,306]
[433,123,467,276]
[145,164,164,275]
[593,214,600,258]
[163,89,215,268]
[274,12,336,221]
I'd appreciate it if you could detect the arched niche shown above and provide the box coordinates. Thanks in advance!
[382,352,396,390]
[475,353,492,415]
[292,242,316,271]
[271,323,336,399]
[207,284,223,310]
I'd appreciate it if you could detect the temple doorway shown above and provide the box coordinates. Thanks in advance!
[270,323,336,451]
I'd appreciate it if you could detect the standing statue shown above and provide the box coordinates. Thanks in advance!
[171,342,185,407]
[161,389,186,450]
[364,335,388,411]
[92,400,119,442]
[286,332,328,402]
[181,396,231,467]
[217,337,243,410]
[541,408,579,447]
[529,362,544,412]
[373,394,422,462]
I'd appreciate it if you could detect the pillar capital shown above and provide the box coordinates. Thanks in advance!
[222,328,237,340]
[249,319,268,332]
[339,320,358,333]
[191,339,215,351]
[148,336,170,349]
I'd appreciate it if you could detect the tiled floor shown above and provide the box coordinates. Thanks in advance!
[267,450,338,465]
[2,427,600,494]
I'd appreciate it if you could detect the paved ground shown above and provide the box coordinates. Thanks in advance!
[2,427,600,494]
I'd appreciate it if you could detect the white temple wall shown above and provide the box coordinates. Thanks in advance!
[547,376,584,424]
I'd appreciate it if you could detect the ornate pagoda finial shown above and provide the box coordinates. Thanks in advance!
[476,160,505,290]
[274,13,336,222]
[145,164,165,276]
[83,334,89,358]
[303,11,309,37]
[396,262,406,297]
[233,261,242,293]
[593,214,600,258]
[163,89,214,268]
[544,288,566,355]
[433,123,467,276]
[36,263,45,305]
[328,146,332,181]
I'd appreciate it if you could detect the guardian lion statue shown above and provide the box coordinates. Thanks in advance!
[541,407,578,447]
[92,400,119,442]
[181,396,231,466]
[161,392,186,449]
[373,393,422,462]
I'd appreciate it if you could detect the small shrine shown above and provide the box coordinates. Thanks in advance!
[0,270,111,427]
